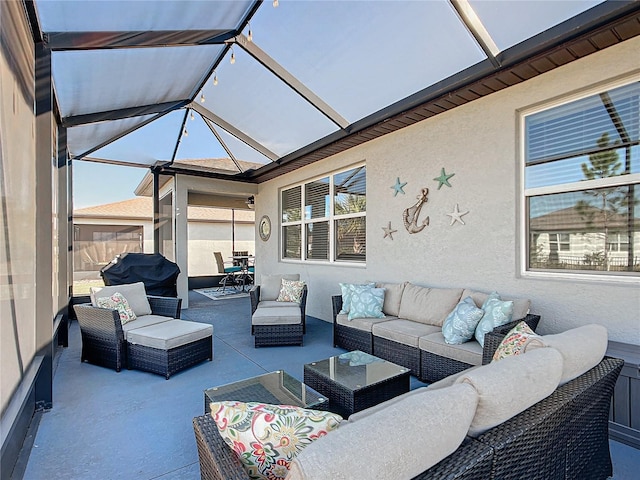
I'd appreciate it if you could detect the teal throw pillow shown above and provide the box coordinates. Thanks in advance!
[474,292,515,347]
[442,296,485,345]
[348,287,386,321]
[339,282,375,314]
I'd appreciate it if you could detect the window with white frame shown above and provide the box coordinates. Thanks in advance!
[524,80,639,276]
[281,165,366,263]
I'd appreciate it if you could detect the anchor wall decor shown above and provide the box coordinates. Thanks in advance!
[402,188,430,234]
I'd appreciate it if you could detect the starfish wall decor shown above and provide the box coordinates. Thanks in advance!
[382,222,398,240]
[447,204,469,226]
[391,177,407,196]
[433,168,455,190]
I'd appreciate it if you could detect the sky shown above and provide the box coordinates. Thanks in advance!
[73,161,148,210]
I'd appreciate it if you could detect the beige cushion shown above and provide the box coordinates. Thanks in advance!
[91,282,152,317]
[336,313,394,332]
[252,305,301,325]
[375,282,407,317]
[526,324,608,385]
[122,314,173,332]
[454,347,563,437]
[461,289,531,320]
[419,332,483,366]
[287,383,478,480]
[260,274,300,301]
[126,319,212,350]
[372,319,440,347]
[257,300,298,309]
[398,283,463,326]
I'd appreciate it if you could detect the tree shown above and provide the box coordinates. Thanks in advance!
[575,132,626,271]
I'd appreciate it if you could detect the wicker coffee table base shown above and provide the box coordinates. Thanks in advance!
[304,366,410,418]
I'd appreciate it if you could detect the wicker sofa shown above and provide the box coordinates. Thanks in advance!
[332,282,540,383]
[74,282,212,378]
[192,324,623,480]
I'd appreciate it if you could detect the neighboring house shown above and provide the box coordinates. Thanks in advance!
[530,205,640,271]
[74,197,255,277]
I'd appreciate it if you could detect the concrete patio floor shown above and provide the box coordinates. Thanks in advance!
[15,291,640,479]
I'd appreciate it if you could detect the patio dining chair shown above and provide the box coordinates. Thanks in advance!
[213,251,241,292]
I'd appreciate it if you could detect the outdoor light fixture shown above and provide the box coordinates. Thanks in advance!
[247,23,253,42]
[246,196,255,209]
[213,72,218,86]
[200,93,205,103]
[273,0,278,7]
[190,111,194,121]
[183,127,188,137]
[230,47,236,64]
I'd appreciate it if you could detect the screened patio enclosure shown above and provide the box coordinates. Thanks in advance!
[28,0,640,307]
[32,0,640,179]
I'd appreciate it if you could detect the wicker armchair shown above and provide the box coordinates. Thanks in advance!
[249,284,308,347]
[74,295,182,372]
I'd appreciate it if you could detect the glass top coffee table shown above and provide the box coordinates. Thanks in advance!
[303,351,410,418]
[204,370,327,414]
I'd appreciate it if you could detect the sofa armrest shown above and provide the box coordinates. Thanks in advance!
[147,295,182,318]
[249,286,260,315]
[193,414,250,480]
[482,314,541,365]
[331,295,343,322]
[74,303,124,339]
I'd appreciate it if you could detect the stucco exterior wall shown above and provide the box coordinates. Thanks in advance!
[253,36,640,345]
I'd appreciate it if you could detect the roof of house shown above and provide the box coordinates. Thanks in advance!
[74,197,255,223]
[530,205,630,232]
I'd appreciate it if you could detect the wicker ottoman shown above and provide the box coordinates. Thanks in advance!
[126,320,213,379]
[251,305,304,347]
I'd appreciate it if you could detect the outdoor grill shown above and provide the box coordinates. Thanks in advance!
[100,253,180,297]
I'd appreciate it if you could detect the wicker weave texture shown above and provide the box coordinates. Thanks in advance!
[476,357,623,480]
[253,324,303,347]
[373,336,421,376]
[303,363,410,418]
[420,351,473,384]
[127,335,212,379]
[74,304,126,372]
[193,414,251,480]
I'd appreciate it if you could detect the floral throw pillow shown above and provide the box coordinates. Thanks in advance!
[276,279,306,303]
[348,286,385,321]
[474,292,514,347]
[442,296,485,345]
[96,292,137,325]
[492,321,542,362]
[210,401,342,480]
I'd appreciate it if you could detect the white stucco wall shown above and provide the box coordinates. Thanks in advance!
[253,36,640,345]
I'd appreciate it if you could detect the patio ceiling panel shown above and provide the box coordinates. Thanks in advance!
[67,114,159,161]
[51,45,223,118]
[197,46,339,158]
[468,0,605,53]
[89,111,188,165]
[249,0,486,124]
[35,0,256,33]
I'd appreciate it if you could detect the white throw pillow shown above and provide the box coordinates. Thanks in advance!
[260,274,300,301]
